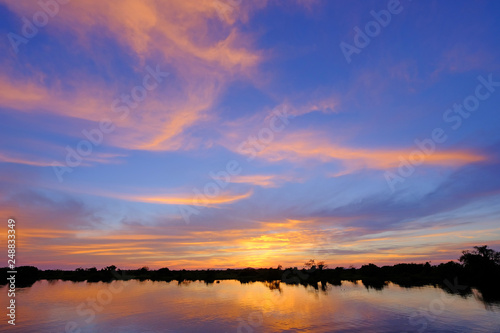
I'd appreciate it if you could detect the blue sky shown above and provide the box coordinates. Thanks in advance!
[1,0,499,269]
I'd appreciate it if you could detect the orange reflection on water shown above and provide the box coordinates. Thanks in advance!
[4,279,500,332]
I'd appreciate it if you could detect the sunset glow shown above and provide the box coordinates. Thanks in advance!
[1,0,500,271]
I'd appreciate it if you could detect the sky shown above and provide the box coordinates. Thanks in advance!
[1,0,500,270]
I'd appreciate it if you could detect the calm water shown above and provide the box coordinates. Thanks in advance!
[1,279,499,333]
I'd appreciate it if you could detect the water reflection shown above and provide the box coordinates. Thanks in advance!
[1,279,499,333]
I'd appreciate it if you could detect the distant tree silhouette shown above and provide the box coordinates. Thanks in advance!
[3,246,500,304]
[459,245,500,269]
[317,261,327,271]
[304,259,316,270]
[158,267,170,274]
[360,263,380,275]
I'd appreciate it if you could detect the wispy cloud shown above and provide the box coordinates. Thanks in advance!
[125,189,254,207]
[233,130,486,171]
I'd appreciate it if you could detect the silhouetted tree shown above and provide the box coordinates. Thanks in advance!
[158,267,170,274]
[304,259,316,270]
[460,245,500,269]
[317,261,327,271]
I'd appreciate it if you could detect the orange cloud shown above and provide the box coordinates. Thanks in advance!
[126,189,253,207]
[8,206,500,270]
[240,131,485,172]
[220,174,295,187]
[0,0,264,153]
[49,183,254,208]
[0,73,117,122]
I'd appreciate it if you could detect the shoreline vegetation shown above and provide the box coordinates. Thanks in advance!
[2,246,500,305]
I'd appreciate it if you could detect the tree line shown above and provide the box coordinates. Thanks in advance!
[2,245,499,304]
